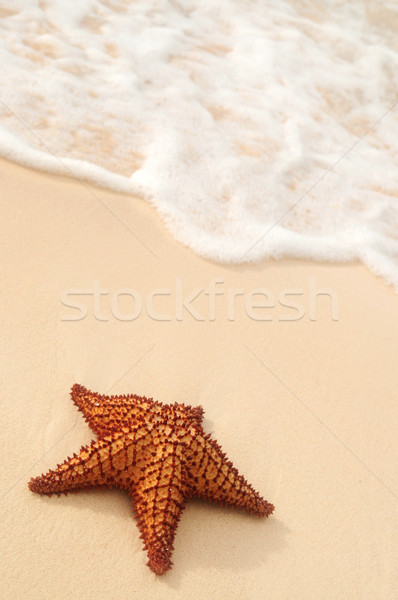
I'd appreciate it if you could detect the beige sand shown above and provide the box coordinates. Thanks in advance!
[1,158,397,599]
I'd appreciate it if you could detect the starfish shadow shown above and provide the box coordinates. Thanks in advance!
[162,499,289,588]
[32,487,287,584]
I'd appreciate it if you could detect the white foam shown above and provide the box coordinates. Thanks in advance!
[1,0,398,286]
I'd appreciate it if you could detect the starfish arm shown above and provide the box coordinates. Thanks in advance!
[189,432,274,517]
[71,384,150,436]
[28,431,135,495]
[128,442,188,575]
[71,384,204,436]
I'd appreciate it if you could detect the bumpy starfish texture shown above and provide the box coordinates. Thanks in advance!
[28,384,274,575]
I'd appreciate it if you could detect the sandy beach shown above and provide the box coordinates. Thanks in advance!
[1,157,398,599]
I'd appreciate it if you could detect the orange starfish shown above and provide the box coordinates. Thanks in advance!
[28,384,274,575]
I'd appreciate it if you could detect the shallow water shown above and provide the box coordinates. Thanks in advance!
[1,1,398,285]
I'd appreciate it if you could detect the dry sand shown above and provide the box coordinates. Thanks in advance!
[1,158,398,599]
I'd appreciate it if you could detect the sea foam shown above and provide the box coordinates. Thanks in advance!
[1,1,397,286]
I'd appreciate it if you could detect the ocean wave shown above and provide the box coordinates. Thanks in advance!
[1,0,397,286]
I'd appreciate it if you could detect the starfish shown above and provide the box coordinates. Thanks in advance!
[28,384,274,575]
